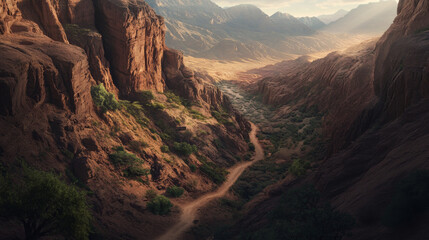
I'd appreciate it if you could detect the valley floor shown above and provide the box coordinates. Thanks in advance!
[156,123,264,240]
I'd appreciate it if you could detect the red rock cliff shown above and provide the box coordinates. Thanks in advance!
[93,0,166,97]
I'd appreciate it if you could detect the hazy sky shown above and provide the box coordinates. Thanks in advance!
[212,0,396,17]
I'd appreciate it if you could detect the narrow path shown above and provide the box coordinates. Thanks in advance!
[157,123,264,240]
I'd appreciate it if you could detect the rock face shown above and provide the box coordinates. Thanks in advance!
[0,32,94,117]
[93,0,166,96]
[374,0,429,120]
[163,48,225,108]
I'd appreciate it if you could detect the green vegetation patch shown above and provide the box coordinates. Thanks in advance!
[147,195,173,215]
[173,142,197,156]
[108,146,142,167]
[91,84,120,113]
[166,185,185,198]
[288,159,310,177]
[232,158,289,201]
[199,162,227,185]
[0,168,91,240]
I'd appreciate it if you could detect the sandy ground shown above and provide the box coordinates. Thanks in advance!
[156,123,264,240]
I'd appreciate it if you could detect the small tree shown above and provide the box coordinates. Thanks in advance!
[90,84,120,113]
[147,195,173,215]
[0,169,91,240]
[173,142,197,156]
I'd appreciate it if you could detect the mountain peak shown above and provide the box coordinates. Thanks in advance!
[271,11,294,20]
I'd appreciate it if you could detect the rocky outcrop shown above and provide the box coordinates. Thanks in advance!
[0,32,93,116]
[64,24,118,94]
[93,0,166,96]
[163,47,251,140]
[31,0,69,43]
[163,48,225,108]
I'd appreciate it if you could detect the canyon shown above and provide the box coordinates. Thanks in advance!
[1,0,429,240]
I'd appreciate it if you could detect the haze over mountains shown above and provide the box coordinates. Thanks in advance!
[147,0,397,61]
[323,0,398,34]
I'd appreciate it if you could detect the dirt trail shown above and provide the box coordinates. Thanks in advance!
[157,123,264,240]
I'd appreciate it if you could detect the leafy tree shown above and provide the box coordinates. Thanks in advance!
[108,146,142,167]
[0,169,91,240]
[289,159,310,177]
[161,145,170,153]
[90,84,120,113]
[173,142,197,156]
[166,186,185,198]
[147,195,173,215]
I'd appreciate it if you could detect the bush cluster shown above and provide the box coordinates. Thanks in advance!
[147,195,173,215]
[173,142,197,156]
[166,186,185,198]
[90,84,120,113]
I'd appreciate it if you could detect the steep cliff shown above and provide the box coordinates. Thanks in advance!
[93,0,166,96]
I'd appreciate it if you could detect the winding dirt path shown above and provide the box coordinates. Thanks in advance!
[157,123,264,240]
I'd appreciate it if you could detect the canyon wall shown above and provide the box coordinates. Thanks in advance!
[238,1,429,239]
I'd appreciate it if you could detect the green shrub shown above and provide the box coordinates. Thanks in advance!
[148,102,166,110]
[189,164,197,172]
[211,109,233,125]
[129,140,148,153]
[147,195,173,215]
[165,91,182,105]
[123,166,150,178]
[244,153,252,161]
[382,170,429,228]
[200,163,227,184]
[0,168,91,240]
[288,159,310,177]
[108,147,142,167]
[248,143,255,152]
[145,189,157,200]
[91,84,120,113]
[173,142,197,156]
[121,101,149,127]
[161,145,170,153]
[137,91,155,103]
[166,186,185,198]
[189,109,206,120]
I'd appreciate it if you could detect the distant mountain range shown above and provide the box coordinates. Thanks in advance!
[323,0,397,34]
[317,9,348,24]
[147,0,397,60]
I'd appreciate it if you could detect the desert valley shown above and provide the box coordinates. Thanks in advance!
[1,0,429,240]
